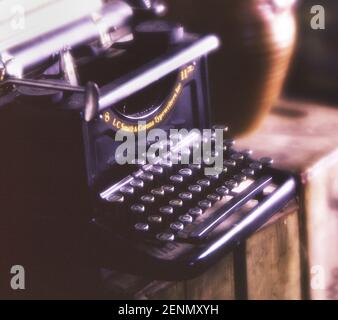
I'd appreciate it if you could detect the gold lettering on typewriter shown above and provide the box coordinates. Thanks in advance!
[104,64,195,132]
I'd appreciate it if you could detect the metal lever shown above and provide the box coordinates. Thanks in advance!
[1,77,99,122]
[2,77,85,93]
[190,176,297,268]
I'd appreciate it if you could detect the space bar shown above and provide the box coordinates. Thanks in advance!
[189,176,273,240]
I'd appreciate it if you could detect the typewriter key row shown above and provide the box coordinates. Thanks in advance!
[101,134,274,242]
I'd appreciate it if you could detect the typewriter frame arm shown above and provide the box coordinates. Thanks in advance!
[186,174,297,275]
[1,35,219,123]
[95,34,219,120]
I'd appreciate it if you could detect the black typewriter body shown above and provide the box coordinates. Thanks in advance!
[0,1,296,283]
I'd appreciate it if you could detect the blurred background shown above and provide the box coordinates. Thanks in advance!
[167,0,338,136]
[286,0,338,105]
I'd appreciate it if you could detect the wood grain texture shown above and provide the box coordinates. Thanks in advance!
[185,253,235,300]
[237,99,338,173]
[245,208,301,300]
[100,255,235,300]
[238,99,338,300]
[302,158,338,300]
[134,281,185,300]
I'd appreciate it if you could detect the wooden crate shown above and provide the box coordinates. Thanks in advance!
[102,99,338,300]
[238,99,338,300]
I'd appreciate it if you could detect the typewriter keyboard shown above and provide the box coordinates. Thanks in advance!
[99,130,277,244]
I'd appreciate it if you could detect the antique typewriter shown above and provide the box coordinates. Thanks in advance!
[0,0,296,280]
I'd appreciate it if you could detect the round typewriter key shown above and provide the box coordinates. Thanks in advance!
[188,185,202,194]
[134,223,150,232]
[260,157,274,166]
[170,175,184,184]
[189,164,202,171]
[216,186,230,197]
[212,125,229,133]
[132,170,144,179]
[170,222,184,232]
[179,168,193,177]
[203,156,212,165]
[130,179,145,189]
[148,215,163,224]
[249,161,263,171]
[162,185,175,193]
[197,179,211,188]
[179,214,193,224]
[150,166,164,175]
[156,233,175,242]
[234,174,247,183]
[160,206,174,216]
[131,204,145,214]
[142,164,151,171]
[179,192,193,201]
[107,194,125,203]
[224,159,236,168]
[120,185,135,195]
[220,167,228,175]
[231,152,244,161]
[224,139,236,148]
[189,207,203,217]
[224,180,239,190]
[140,172,154,182]
[151,188,165,197]
[207,194,221,203]
[208,173,220,181]
[242,168,255,177]
[141,195,155,204]
[198,200,212,210]
[169,199,183,208]
[162,160,173,168]
[242,149,253,158]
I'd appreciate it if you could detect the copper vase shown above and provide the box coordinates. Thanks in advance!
[167,0,297,136]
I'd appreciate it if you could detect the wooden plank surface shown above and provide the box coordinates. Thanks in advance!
[245,206,301,300]
[101,254,235,300]
[238,99,338,300]
[236,99,338,174]
[185,253,235,300]
[302,157,338,300]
